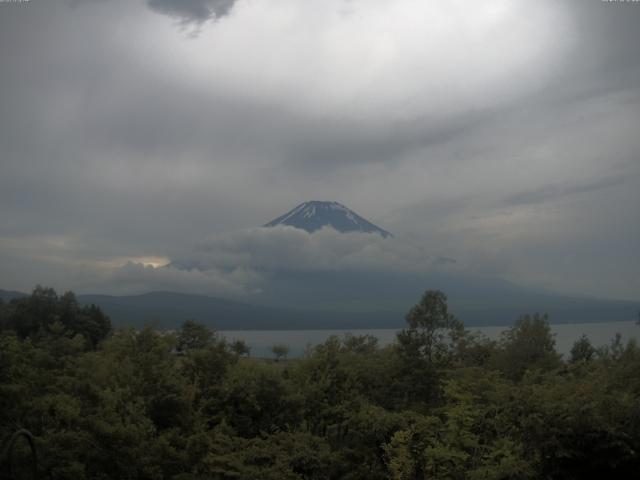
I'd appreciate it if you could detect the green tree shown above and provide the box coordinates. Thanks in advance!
[230,339,251,357]
[177,319,214,352]
[341,333,379,355]
[570,334,596,363]
[392,290,465,407]
[181,336,237,410]
[202,430,333,479]
[0,287,110,348]
[4,285,58,338]
[216,362,302,437]
[271,343,290,362]
[397,290,464,364]
[495,313,561,381]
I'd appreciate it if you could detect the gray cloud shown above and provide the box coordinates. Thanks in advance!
[147,0,236,23]
[504,176,627,207]
[0,0,638,302]
[171,227,453,274]
[105,261,259,296]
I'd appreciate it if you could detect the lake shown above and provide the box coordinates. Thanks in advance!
[221,321,639,358]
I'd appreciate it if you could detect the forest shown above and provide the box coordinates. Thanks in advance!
[1,286,639,479]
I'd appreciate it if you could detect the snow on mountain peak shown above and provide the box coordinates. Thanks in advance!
[264,201,392,237]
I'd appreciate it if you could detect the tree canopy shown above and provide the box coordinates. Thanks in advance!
[1,287,639,479]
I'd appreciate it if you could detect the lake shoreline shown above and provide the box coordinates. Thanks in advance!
[219,320,639,359]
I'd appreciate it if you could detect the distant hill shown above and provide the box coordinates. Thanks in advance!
[5,289,400,330]
[241,268,640,327]
[264,200,392,237]
[2,287,638,330]
[75,292,399,330]
[0,289,28,301]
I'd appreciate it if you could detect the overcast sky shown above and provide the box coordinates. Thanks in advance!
[0,0,638,301]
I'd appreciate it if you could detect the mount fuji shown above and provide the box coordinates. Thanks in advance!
[264,201,392,238]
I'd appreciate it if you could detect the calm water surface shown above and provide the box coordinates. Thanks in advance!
[221,321,639,358]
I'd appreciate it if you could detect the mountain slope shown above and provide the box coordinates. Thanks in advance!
[75,292,398,330]
[251,269,640,327]
[264,201,392,237]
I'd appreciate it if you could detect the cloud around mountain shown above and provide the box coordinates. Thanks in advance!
[173,226,450,272]
[95,226,456,298]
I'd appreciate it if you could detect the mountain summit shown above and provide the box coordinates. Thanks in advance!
[264,201,392,237]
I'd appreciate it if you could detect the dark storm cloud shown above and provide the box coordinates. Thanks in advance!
[70,0,236,23]
[146,0,236,23]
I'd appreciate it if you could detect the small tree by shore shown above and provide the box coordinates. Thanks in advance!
[271,343,290,361]
[230,339,251,357]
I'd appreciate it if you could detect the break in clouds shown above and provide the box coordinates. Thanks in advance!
[0,0,639,300]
